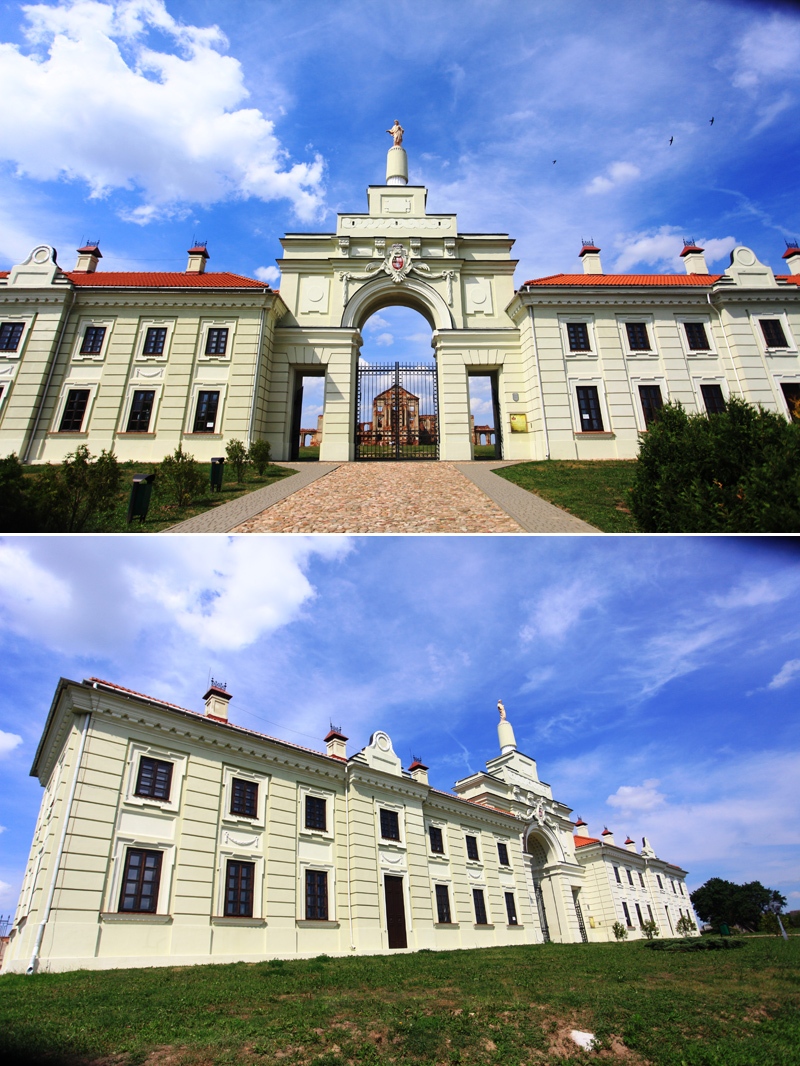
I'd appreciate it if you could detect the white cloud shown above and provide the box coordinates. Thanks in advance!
[613,227,736,272]
[731,14,800,90]
[0,879,13,903]
[607,780,666,813]
[375,332,394,347]
[0,537,352,656]
[363,314,391,332]
[520,579,605,644]
[254,265,280,285]
[0,730,22,758]
[713,578,787,610]
[0,0,325,222]
[768,659,800,691]
[586,161,640,195]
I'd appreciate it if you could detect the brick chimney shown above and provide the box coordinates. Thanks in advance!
[579,240,602,275]
[75,242,102,273]
[624,836,637,853]
[408,757,429,785]
[203,680,231,722]
[324,724,348,760]
[782,242,800,275]
[187,243,209,274]
[601,826,615,846]
[680,240,708,274]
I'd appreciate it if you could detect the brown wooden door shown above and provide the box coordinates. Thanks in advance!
[384,875,407,949]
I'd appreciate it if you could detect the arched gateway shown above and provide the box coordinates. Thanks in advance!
[268,134,520,461]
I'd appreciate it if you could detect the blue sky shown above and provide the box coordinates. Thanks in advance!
[2,0,800,293]
[0,536,799,914]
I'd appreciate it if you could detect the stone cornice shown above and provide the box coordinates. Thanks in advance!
[66,292,281,312]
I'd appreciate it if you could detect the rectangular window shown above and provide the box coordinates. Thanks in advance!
[435,883,452,924]
[143,326,167,355]
[305,795,326,831]
[576,385,604,431]
[647,904,654,922]
[230,778,258,818]
[118,847,162,913]
[80,325,106,354]
[626,869,634,886]
[380,808,400,841]
[567,322,591,351]
[657,875,663,890]
[224,859,255,917]
[205,327,229,355]
[58,388,90,432]
[701,383,726,415]
[473,888,488,925]
[465,835,480,861]
[192,390,220,433]
[639,384,664,426]
[622,901,632,927]
[780,382,800,423]
[626,322,651,350]
[635,903,644,927]
[684,322,710,350]
[638,872,645,888]
[680,883,685,896]
[134,756,173,801]
[672,880,677,893]
[497,842,510,867]
[429,825,444,854]
[305,869,328,920]
[0,322,24,351]
[760,318,788,348]
[126,389,155,433]
[614,866,621,884]
[505,892,518,925]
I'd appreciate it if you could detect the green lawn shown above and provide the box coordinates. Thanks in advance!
[1,938,798,1065]
[496,460,639,532]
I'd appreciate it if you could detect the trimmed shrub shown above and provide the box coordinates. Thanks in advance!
[160,446,204,508]
[612,921,628,942]
[249,438,272,476]
[31,445,121,532]
[225,438,250,483]
[630,397,800,532]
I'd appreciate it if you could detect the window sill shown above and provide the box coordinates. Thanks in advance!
[299,828,333,840]
[211,916,266,927]
[428,852,448,860]
[296,920,339,928]
[101,912,172,924]
[48,432,88,438]
[116,432,157,438]
[434,922,460,928]
[507,923,523,929]
[566,351,597,358]
[474,923,495,929]
[184,433,223,438]
[765,348,797,356]
[625,352,657,358]
[574,431,615,438]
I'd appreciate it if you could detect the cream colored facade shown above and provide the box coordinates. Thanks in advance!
[3,677,696,974]
[2,143,799,466]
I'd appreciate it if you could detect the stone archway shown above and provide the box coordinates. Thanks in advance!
[341,274,454,333]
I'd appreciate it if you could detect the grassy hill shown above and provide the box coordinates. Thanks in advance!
[1,938,798,1065]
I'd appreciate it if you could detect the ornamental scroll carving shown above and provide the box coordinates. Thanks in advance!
[339,243,455,306]
[340,217,452,230]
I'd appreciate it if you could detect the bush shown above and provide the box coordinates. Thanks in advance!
[647,937,745,952]
[612,921,628,942]
[249,438,272,476]
[0,453,37,532]
[640,919,659,940]
[160,446,204,508]
[32,445,121,532]
[676,914,697,937]
[225,438,250,483]
[630,396,800,532]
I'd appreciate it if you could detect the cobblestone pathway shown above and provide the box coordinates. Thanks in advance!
[233,462,524,533]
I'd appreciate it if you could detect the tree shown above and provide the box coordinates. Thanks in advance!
[160,446,204,508]
[630,397,800,532]
[31,445,121,532]
[640,919,659,940]
[249,438,272,476]
[612,921,628,942]
[0,453,37,532]
[690,878,787,932]
[225,438,250,483]
[676,914,697,937]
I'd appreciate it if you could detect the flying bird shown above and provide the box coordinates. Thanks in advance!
[552,159,556,164]
[669,136,673,145]
[710,117,715,125]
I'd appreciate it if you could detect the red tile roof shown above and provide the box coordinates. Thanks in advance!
[65,271,268,288]
[574,835,600,847]
[777,275,800,284]
[522,273,722,287]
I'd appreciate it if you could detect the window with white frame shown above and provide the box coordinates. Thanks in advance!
[560,317,596,356]
[759,316,791,350]
[125,389,156,433]
[682,320,713,353]
[0,322,25,352]
[298,784,333,839]
[124,744,187,814]
[435,883,452,924]
[72,319,113,361]
[58,388,91,432]
[465,833,480,862]
[135,319,175,361]
[106,837,175,916]
[191,389,221,433]
[473,888,489,925]
[619,316,657,356]
[575,385,604,431]
[700,382,726,415]
[198,320,237,361]
[428,823,445,855]
[222,766,267,828]
[497,841,510,867]
[224,859,255,917]
[305,869,329,920]
[505,892,518,925]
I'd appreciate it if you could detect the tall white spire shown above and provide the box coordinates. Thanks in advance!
[497,699,517,754]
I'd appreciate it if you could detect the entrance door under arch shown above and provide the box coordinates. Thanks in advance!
[526,834,553,942]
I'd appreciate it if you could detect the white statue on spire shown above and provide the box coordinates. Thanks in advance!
[386,119,404,146]
[498,699,507,721]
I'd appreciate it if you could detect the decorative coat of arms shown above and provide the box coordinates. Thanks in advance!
[339,243,455,305]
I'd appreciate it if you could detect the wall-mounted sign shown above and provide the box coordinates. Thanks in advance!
[509,413,528,433]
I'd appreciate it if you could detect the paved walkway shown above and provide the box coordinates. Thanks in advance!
[456,462,596,533]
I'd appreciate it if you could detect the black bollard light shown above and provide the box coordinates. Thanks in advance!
[127,473,156,524]
[210,457,225,492]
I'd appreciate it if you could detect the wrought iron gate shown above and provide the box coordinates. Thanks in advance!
[355,362,438,460]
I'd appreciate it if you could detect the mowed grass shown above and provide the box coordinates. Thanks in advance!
[1,938,798,1066]
[495,460,639,532]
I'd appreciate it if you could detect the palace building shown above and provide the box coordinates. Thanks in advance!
[2,134,797,467]
[2,678,698,974]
